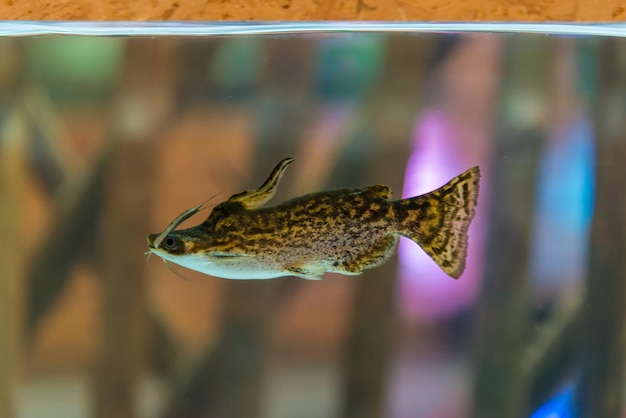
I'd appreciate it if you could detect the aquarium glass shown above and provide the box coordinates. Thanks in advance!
[1,22,625,418]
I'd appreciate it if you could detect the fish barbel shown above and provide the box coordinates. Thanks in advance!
[147,158,480,280]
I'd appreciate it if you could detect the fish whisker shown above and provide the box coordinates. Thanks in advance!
[163,259,194,284]
[145,251,153,270]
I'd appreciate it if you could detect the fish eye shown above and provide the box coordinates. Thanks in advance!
[162,235,180,251]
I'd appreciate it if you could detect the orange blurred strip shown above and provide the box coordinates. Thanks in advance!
[1,0,625,21]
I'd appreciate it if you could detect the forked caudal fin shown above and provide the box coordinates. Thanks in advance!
[394,167,480,279]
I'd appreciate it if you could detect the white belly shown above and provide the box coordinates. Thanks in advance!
[151,250,291,280]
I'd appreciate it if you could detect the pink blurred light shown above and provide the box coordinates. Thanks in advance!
[398,108,481,320]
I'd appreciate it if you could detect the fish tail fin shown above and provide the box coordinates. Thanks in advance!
[394,166,480,279]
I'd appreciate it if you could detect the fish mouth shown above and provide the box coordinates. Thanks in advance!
[146,246,174,262]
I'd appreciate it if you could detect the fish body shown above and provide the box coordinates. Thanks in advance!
[147,158,480,280]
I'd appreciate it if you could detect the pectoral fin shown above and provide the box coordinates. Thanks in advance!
[226,158,295,209]
[211,252,251,258]
[286,266,324,280]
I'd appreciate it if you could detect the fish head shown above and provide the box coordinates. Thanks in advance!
[147,230,268,279]
[147,229,211,262]
[146,199,213,263]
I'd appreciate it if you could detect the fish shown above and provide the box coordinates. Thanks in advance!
[147,158,480,280]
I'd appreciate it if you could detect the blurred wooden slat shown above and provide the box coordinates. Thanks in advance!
[575,38,626,418]
[340,34,434,418]
[0,38,27,418]
[524,289,583,410]
[93,142,152,418]
[21,81,82,191]
[0,107,27,418]
[26,146,111,335]
[161,37,314,418]
[471,36,550,418]
[523,38,589,411]
[92,39,179,418]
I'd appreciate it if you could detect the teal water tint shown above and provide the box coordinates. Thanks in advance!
[211,38,262,99]
[315,34,384,101]
[1,24,626,418]
[26,37,124,101]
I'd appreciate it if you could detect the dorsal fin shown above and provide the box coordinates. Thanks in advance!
[225,157,295,209]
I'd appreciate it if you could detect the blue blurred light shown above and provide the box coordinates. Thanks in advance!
[530,386,574,418]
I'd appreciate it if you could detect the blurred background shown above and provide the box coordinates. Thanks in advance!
[1,31,624,418]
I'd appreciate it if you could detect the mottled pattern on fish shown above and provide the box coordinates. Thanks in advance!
[147,158,480,280]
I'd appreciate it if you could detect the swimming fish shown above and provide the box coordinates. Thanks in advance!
[147,158,480,280]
